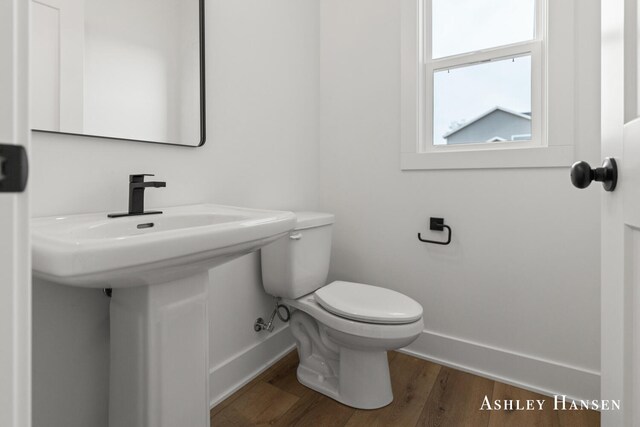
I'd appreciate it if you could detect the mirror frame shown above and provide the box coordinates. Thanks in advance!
[32,0,206,148]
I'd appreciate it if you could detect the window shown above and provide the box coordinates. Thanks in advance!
[401,0,576,170]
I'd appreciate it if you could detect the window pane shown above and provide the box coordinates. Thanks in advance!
[432,0,535,59]
[433,55,531,146]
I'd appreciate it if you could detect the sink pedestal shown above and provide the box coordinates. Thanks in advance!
[108,272,210,427]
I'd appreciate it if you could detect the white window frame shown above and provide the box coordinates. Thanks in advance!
[401,0,577,170]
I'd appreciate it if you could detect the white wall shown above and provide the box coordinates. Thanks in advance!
[31,0,319,426]
[319,0,602,401]
[205,0,319,405]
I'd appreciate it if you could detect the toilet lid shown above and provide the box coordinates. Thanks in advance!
[313,281,423,325]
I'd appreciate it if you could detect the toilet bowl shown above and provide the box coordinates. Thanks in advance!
[260,212,424,409]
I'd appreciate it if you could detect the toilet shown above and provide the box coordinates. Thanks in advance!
[261,212,424,409]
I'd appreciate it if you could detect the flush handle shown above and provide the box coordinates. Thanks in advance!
[289,232,302,241]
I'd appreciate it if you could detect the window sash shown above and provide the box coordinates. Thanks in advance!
[421,42,544,153]
[423,0,544,63]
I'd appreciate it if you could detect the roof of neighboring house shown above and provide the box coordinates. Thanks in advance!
[442,106,532,139]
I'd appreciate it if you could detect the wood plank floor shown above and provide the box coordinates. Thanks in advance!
[210,350,600,427]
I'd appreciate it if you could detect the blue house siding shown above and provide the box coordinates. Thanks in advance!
[444,108,531,145]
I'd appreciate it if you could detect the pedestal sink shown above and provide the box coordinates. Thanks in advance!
[32,204,296,427]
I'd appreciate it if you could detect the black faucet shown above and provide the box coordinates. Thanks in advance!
[108,174,166,218]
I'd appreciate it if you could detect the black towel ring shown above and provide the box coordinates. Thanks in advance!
[418,217,452,246]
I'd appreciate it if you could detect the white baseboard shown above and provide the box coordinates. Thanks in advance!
[401,329,600,402]
[209,326,295,408]
[209,327,599,408]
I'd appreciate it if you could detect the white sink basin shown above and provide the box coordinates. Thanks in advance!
[32,204,296,288]
[31,203,296,427]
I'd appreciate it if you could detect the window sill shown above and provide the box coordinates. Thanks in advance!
[400,145,574,170]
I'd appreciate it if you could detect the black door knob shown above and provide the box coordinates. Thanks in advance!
[570,158,618,192]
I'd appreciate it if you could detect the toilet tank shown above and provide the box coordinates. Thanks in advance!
[261,212,335,299]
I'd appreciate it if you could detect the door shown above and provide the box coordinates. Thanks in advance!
[30,0,84,131]
[0,0,31,426]
[601,0,640,425]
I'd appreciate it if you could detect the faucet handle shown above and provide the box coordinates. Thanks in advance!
[130,174,155,183]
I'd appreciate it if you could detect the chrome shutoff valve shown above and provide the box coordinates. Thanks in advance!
[254,298,291,332]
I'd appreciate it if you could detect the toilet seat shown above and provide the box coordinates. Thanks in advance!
[283,286,423,341]
[314,281,423,325]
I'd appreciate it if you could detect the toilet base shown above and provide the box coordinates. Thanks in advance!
[290,310,394,409]
[296,347,393,409]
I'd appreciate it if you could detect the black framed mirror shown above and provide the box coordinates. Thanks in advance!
[30,0,205,147]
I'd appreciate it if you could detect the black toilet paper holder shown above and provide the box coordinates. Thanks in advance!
[418,217,452,246]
